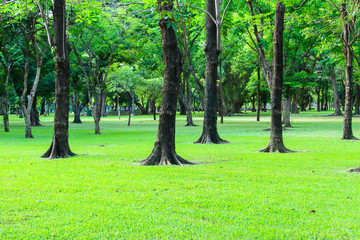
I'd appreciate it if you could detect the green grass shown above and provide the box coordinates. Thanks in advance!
[1,111,360,239]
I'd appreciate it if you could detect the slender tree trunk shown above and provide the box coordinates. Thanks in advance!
[2,62,11,132]
[283,96,291,128]
[354,84,360,115]
[153,98,157,121]
[257,67,261,121]
[91,86,102,134]
[101,92,107,117]
[141,0,192,165]
[117,96,121,119]
[341,3,357,140]
[128,96,131,126]
[2,98,9,132]
[330,67,343,116]
[40,100,46,115]
[260,1,292,153]
[291,89,299,113]
[31,95,41,126]
[42,0,75,158]
[195,0,227,144]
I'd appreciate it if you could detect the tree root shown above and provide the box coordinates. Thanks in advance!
[41,139,75,159]
[141,150,193,166]
[259,144,296,153]
[347,167,360,173]
[185,123,197,127]
[341,136,359,140]
[194,134,229,144]
[262,126,292,131]
[328,112,343,116]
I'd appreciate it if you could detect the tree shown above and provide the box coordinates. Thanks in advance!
[195,0,230,144]
[141,0,192,165]
[41,0,75,158]
[260,1,293,153]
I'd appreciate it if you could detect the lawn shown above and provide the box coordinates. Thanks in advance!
[0,111,360,239]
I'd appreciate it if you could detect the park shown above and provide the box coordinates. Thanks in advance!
[1,0,360,239]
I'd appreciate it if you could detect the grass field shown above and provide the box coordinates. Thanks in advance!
[1,111,360,239]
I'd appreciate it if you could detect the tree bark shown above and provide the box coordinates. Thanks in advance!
[195,0,227,144]
[340,3,357,140]
[283,97,291,128]
[330,67,343,116]
[141,0,192,165]
[257,67,261,121]
[117,96,121,119]
[291,89,299,113]
[354,84,360,115]
[2,61,11,132]
[42,0,75,158]
[260,1,292,153]
[31,95,41,126]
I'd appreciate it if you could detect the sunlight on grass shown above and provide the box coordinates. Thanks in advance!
[0,111,360,239]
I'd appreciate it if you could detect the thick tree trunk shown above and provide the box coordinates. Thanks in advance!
[260,2,292,153]
[141,0,191,165]
[42,0,75,158]
[195,0,227,144]
[330,67,343,116]
[341,3,357,140]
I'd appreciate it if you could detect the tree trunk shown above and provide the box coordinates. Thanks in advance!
[2,62,11,132]
[42,0,75,158]
[330,67,343,116]
[179,96,187,115]
[354,84,360,115]
[141,0,192,165]
[128,96,131,126]
[283,97,291,128]
[152,98,157,121]
[92,87,102,134]
[101,91,107,117]
[40,99,46,115]
[31,95,41,126]
[2,97,9,132]
[291,89,299,113]
[257,67,261,121]
[195,0,227,144]
[260,1,292,153]
[117,96,121,119]
[341,3,357,140]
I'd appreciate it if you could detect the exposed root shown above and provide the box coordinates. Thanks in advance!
[259,144,296,153]
[194,134,229,144]
[341,136,359,140]
[41,139,76,159]
[347,167,360,173]
[328,112,343,116]
[141,150,193,166]
[262,126,292,131]
[185,123,197,127]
